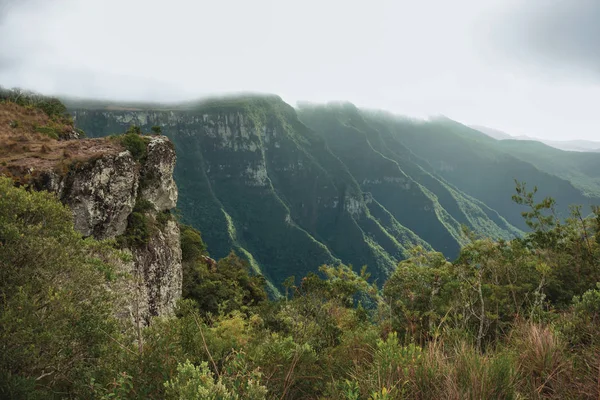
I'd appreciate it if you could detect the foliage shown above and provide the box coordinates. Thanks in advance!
[119,131,147,161]
[0,177,122,398]
[117,199,157,248]
[0,86,67,119]
[3,162,600,399]
[126,125,143,135]
[35,124,64,140]
[164,358,267,400]
[180,223,207,262]
[383,247,453,343]
[182,250,267,316]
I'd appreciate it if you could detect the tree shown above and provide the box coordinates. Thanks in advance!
[151,126,162,135]
[383,247,453,344]
[512,181,600,305]
[180,224,207,262]
[182,250,267,316]
[126,124,143,135]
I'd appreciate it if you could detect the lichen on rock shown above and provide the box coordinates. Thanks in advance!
[140,136,178,211]
[131,219,182,321]
[60,151,139,239]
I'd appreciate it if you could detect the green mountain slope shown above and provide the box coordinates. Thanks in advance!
[296,104,521,255]
[354,113,597,230]
[66,95,600,290]
[493,139,600,197]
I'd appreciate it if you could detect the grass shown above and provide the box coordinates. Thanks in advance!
[334,320,598,400]
[0,102,131,182]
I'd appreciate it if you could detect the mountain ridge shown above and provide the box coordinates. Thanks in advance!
[472,125,600,152]
[65,94,600,290]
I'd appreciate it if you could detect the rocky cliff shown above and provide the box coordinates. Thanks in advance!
[0,101,181,323]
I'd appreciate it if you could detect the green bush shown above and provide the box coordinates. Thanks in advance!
[34,125,60,139]
[120,132,147,161]
[157,210,173,229]
[126,125,143,135]
[182,251,267,316]
[180,224,207,262]
[164,358,267,400]
[121,212,151,247]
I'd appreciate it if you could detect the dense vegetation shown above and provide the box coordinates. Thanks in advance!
[2,173,600,399]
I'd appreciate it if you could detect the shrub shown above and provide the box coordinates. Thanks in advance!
[164,358,267,400]
[120,132,147,161]
[126,125,143,135]
[35,125,60,139]
[180,224,207,262]
[183,251,267,316]
[157,210,172,229]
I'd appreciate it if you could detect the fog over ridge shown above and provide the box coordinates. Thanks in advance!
[0,0,599,141]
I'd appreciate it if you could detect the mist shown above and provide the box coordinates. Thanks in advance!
[0,0,599,141]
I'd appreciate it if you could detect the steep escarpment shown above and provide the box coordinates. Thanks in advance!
[0,101,181,323]
[69,96,524,290]
[71,97,409,287]
[65,94,600,291]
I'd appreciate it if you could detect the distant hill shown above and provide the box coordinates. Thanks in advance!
[470,125,513,140]
[471,125,600,152]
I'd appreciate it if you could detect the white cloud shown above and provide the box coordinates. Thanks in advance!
[0,0,599,141]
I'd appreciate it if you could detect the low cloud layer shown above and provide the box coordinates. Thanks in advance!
[0,0,598,141]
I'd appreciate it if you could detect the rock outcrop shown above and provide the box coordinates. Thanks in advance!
[0,100,181,323]
[140,136,178,211]
[37,151,139,239]
[131,219,182,322]
[66,137,179,323]
[19,134,181,323]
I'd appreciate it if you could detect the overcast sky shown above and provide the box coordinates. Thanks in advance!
[1,0,599,141]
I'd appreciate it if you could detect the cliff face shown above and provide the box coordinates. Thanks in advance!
[73,96,593,293]
[68,96,518,291]
[0,103,181,323]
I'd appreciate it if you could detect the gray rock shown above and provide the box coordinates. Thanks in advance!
[132,219,182,322]
[62,151,139,239]
[140,137,178,211]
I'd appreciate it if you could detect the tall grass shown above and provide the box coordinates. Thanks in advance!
[329,321,600,399]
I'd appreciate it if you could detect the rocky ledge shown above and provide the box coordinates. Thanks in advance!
[1,122,182,324]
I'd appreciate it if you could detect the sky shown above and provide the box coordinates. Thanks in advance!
[0,0,599,141]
